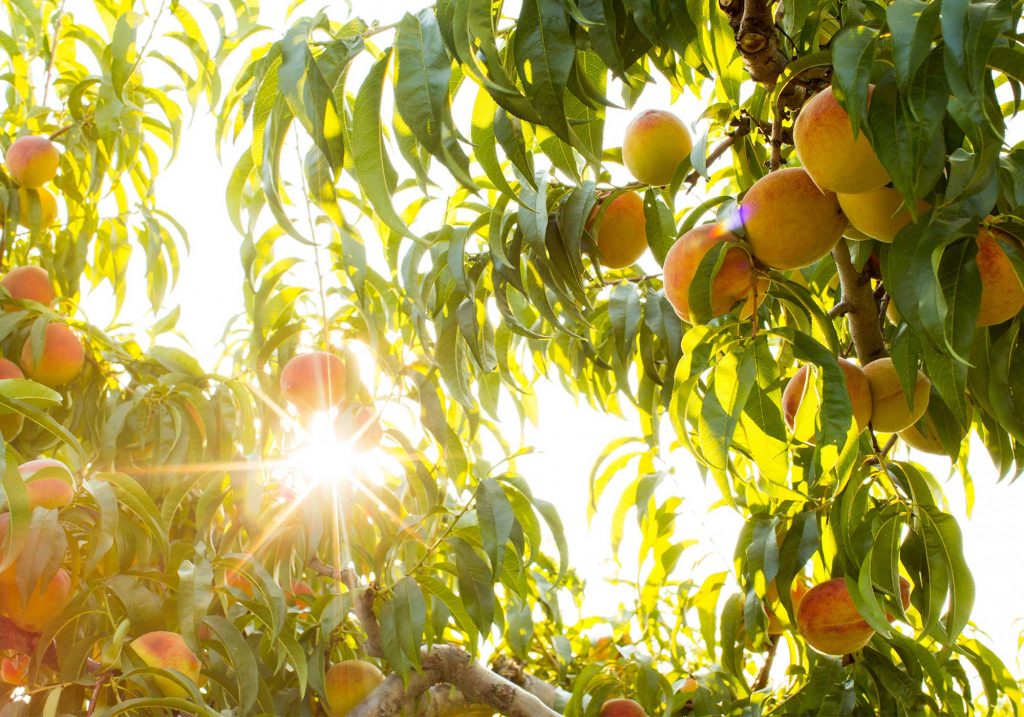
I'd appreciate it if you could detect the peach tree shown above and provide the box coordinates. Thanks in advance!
[0,0,1022,715]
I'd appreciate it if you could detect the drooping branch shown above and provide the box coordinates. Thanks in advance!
[719,0,789,85]
[348,646,561,717]
[832,239,887,363]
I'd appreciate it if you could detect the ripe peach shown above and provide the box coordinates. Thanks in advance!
[782,359,873,443]
[289,580,315,608]
[324,659,384,717]
[662,224,764,323]
[0,567,72,632]
[793,86,890,193]
[862,358,931,433]
[16,187,58,229]
[622,110,692,186]
[225,569,254,597]
[5,136,59,188]
[19,322,85,387]
[837,186,928,243]
[739,167,847,270]
[0,654,29,685]
[765,577,811,635]
[587,192,648,269]
[0,266,55,309]
[679,676,699,694]
[280,351,348,415]
[599,698,648,717]
[796,577,911,656]
[975,227,1024,326]
[0,359,24,439]
[130,631,202,698]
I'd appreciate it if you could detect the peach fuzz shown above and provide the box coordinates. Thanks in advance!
[5,136,59,188]
[0,266,55,310]
[16,187,58,229]
[794,85,890,194]
[622,110,692,186]
[0,566,73,632]
[837,186,928,243]
[587,192,648,269]
[19,322,85,387]
[739,167,847,270]
[130,631,202,698]
[796,576,911,656]
[782,359,873,444]
[324,659,384,717]
[862,358,931,433]
[280,351,348,415]
[975,226,1024,327]
[662,223,764,323]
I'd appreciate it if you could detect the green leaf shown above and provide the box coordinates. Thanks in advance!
[202,615,261,713]
[450,536,494,636]
[477,478,514,574]
[513,0,574,144]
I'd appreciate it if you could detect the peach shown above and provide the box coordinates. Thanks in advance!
[225,569,254,597]
[679,677,699,694]
[16,187,58,229]
[793,86,890,193]
[0,359,24,439]
[19,322,85,387]
[662,223,764,323]
[289,580,315,608]
[5,136,59,188]
[782,359,872,443]
[280,351,348,414]
[0,266,56,309]
[0,654,29,685]
[765,578,811,635]
[862,358,931,433]
[0,567,72,632]
[130,631,202,698]
[587,192,648,269]
[975,227,1024,326]
[622,110,692,186]
[739,167,847,270]
[837,186,928,243]
[5,136,58,187]
[599,698,648,717]
[796,577,911,656]
[324,659,384,717]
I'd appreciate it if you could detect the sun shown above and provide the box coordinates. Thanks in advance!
[287,409,379,487]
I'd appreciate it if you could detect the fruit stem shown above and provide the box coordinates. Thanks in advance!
[832,239,887,363]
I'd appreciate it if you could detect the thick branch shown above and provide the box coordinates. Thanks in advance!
[719,0,789,85]
[832,240,887,363]
[491,655,569,709]
[349,646,561,717]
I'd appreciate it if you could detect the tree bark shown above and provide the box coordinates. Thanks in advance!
[348,646,561,717]
[832,239,887,363]
[719,0,789,85]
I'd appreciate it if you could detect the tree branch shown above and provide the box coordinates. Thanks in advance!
[832,239,887,364]
[719,0,789,85]
[309,558,384,657]
[751,635,778,691]
[349,646,561,717]
[491,655,569,709]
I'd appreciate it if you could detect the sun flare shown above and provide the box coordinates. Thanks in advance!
[287,409,379,487]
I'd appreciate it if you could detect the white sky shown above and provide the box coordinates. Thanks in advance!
[74,0,1024,679]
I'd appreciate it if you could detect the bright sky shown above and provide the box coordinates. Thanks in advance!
[76,0,1024,679]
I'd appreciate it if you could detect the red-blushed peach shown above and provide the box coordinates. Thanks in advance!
[130,631,202,698]
[0,266,55,310]
[0,567,72,632]
[975,226,1024,326]
[16,187,58,229]
[19,322,85,387]
[837,186,928,243]
[289,580,315,608]
[794,86,890,193]
[662,223,764,323]
[796,576,911,656]
[324,659,384,717]
[0,358,25,439]
[280,351,348,415]
[0,654,29,685]
[739,168,847,270]
[622,110,692,186]
[587,192,648,269]
[599,698,648,716]
[782,359,873,444]
[5,136,59,188]
[862,358,931,433]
